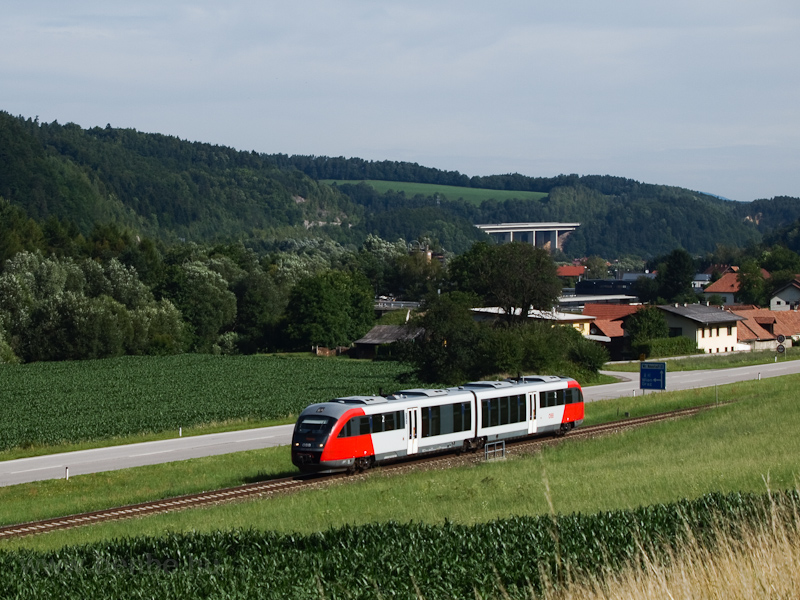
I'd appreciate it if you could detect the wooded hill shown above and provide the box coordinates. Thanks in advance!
[2,110,799,257]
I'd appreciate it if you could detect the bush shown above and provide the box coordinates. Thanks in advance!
[634,336,699,359]
[568,336,610,372]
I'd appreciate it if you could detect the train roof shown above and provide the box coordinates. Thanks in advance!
[388,388,450,398]
[298,375,580,420]
[510,375,568,384]
[461,381,515,389]
[331,395,389,405]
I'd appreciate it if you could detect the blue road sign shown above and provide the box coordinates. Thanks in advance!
[640,362,666,390]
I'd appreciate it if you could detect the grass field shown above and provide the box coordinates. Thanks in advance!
[3,373,797,553]
[323,179,548,205]
[604,347,800,372]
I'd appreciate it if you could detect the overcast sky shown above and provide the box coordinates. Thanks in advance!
[3,1,799,201]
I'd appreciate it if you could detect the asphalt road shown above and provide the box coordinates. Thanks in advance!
[2,359,799,487]
[587,359,800,401]
[0,424,295,487]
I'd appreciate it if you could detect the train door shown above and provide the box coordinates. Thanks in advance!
[527,392,538,435]
[406,407,420,455]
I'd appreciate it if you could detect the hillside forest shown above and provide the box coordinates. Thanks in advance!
[3,110,800,381]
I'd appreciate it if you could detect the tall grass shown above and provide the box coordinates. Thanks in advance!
[542,490,800,600]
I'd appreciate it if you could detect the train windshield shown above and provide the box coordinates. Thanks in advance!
[295,416,336,434]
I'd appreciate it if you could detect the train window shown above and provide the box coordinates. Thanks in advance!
[510,394,525,423]
[374,410,402,433]
[451,402,471,433]
[541,390,565,408]
[499,397,510,425]
[422,406,441,437]
[338,416,368,438]
[381,412,393,432]
[296,416,336,434]
[440,404,454,435]
[373,415,384,434]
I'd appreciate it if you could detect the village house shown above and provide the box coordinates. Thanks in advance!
[659,304,744,354]
[770,279,800,311]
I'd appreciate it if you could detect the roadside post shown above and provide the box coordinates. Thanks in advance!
[640,362,667,393]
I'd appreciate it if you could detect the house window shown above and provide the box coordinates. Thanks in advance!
[701,329,706,338]
[669,327,682,337]
[727,326,733,336]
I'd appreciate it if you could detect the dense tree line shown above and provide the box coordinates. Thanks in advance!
[0,212,609,384]
[0,207,457,363]
[0,112,360,247]
[4,111,800,259]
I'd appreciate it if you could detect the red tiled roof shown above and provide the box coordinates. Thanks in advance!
[557,265,586,277]
[736,318,772,342]
[704,270,771,295]
[774,310,800,337]
[704,273,740,294]
[582,303,643,321]
[727,307,800,342]
[591,319,625,338]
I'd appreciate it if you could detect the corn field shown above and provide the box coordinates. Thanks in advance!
[0,490,796,599]
[0,354,415,451]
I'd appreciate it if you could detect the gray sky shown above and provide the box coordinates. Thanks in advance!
[3,1,799,202]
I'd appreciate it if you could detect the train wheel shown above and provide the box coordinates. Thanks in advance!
[355,456,374,472]
[557,423,571,437]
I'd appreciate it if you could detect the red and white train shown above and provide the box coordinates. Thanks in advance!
[292,376,584,473]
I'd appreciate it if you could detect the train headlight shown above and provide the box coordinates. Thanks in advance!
[319,443,324,448]
[294,443,299,447]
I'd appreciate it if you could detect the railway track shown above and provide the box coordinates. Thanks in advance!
[0,403,723,539]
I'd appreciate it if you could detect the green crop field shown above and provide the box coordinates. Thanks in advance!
[0,354,419,455]
[323,180,548,205]
[1,375,798,599]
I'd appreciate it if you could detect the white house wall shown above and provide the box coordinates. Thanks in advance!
[662,314,739,354]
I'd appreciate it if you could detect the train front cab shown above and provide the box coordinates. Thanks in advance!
[293,396,393,473]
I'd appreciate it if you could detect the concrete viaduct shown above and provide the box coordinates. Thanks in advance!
[475,222,580,252]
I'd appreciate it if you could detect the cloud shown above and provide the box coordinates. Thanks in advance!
[1,1,799,201]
